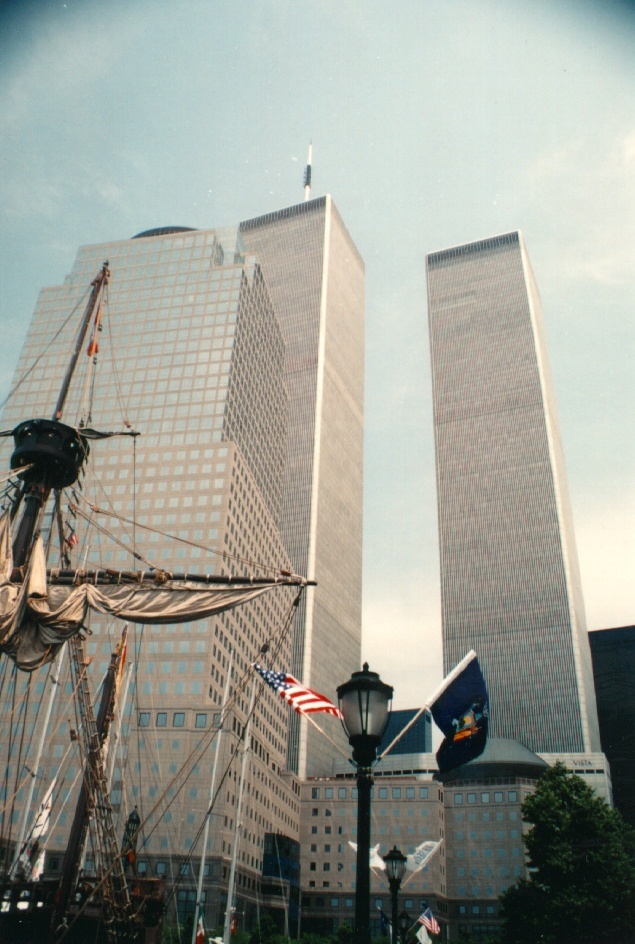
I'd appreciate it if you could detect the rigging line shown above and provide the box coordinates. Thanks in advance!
[0,658,88,816]
[79,587,304,924]
[0,664,18,870]
[162,597,302,912]
[5,673,31,873]
[71,494,303,579]
[102,285,133,431]
[0,286,91,412]
[70,501,156,570]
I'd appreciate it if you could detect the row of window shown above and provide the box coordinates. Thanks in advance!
[311,785,430,800]
[454,791,517,805]
[138,711,208,728]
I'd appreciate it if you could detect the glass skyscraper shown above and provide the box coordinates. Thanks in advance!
[241,196,365,777]
[426,231,600,754]
[0,199,364,923]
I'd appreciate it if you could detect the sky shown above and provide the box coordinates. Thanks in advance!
[0,0,633,709]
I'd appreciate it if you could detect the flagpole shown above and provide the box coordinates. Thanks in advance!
[378,651,476,761]
[192,648,234,944]
[302,712,350,760]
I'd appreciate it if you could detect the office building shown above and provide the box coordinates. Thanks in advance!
[438,738,548,940]
[300,757,446,937]
[380,709,433,756]
[426,231,600,755]
[589,625,635,825]
[241,197,365,777]
[0,206,363,928]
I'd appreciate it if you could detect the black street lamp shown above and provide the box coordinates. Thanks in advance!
[337,664,393,944]
[383,846,407,944]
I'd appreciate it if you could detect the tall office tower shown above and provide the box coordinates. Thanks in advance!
[0,226,305,927]
[240,197,365,777]
[590,626,635,826]
[426,231,600,754]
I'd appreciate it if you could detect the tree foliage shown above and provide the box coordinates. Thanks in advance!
[499,763,635,944]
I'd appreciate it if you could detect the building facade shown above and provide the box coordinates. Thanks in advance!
[0,208,363,930]
[426,231,600,755]
[240,197,365,778]
[299,755,446,938]
[589,625,635,826]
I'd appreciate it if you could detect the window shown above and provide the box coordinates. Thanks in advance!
[338,787,347,799]
[310,862,316,872]
[195,713,207,728]
[481,792,490,804]
[509,791,518,803]
[406,787,415,799]
[138,712,150,727]
[312,809,319,817]
[467,793,476,804]
[173,712,185,727]
[392,787,401,799]
[494,792,504,803]
[378,787,388,799]
[156,712,167,727]
[312,788,320,799]
[325,788,333,799]
[419,787,429,799]
[454,794,464,805]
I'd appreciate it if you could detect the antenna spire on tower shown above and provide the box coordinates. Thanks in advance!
[303,141,312,201]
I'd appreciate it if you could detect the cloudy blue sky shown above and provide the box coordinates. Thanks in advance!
[1,0,633,707]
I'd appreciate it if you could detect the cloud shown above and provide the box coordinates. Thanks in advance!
[521,129,635,285]
[575,481,635,631]
[362,569,443,710]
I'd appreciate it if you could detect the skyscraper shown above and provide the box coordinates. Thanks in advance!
[590,626,635,825]
[426,231,600,754]
[0,197,364,922]
[241,196,365,776]
[0,224,302,926]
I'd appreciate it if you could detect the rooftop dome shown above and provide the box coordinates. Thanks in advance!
[132,226,197,239]
[437,738,548,783]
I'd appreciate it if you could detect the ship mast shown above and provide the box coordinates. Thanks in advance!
[10,262,109,569]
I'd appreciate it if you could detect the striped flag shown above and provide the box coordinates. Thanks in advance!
[253,663,342,718]
[418,907,440,935]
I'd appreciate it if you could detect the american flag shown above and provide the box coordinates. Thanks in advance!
[418,907,440,935]
[253,663,342,718]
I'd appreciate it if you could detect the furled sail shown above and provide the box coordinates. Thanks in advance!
[0,513,306,671]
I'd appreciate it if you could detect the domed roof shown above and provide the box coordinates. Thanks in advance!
[437,738,548,783]
[132,226,197,239]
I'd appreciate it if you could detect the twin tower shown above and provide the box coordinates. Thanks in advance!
[5,201,599,775]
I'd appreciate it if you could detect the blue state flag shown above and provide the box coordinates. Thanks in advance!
[430,652,488,774]
[378,907,391,936]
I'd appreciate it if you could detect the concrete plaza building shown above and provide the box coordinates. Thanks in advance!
[426,231,600,756]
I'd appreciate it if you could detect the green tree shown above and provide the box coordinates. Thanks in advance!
[499,763,635,944]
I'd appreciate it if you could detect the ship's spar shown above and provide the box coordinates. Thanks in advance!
[0,263,312,943]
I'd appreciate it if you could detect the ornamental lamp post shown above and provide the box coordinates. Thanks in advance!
[383,846,407,944]
[337,664,393,944]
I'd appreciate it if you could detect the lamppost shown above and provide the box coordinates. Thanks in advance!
[337,663,393,944]
[383,846,407,944]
